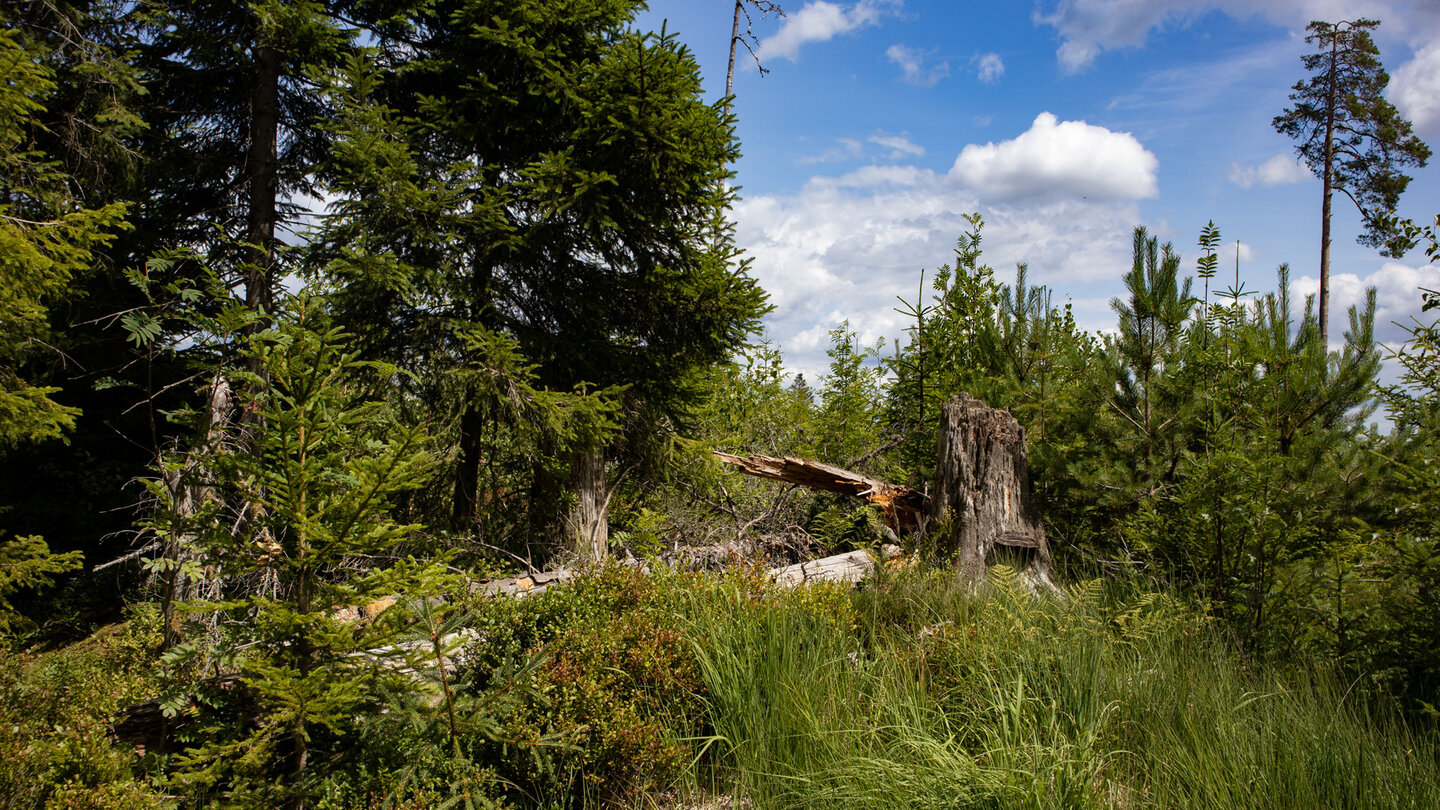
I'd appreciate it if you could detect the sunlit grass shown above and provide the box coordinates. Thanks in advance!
[671,565,1440,810]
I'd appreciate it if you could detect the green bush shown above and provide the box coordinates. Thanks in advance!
[0,603,174,809]
[462,564,708,806]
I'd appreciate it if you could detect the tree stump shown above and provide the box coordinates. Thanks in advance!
[929,393,1058,593]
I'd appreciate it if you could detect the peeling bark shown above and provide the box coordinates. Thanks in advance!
[930,393,1058,593]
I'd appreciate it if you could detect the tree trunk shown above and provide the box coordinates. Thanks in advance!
[244,38,280,321]
[159,373,232,649]
[929,393,1058,592]
[451,404,482,531]
[1319,27,1337,345]
[726,0,742,107]
[712,451,925,531]
[568,446,607,561]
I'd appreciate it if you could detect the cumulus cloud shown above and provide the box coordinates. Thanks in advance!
[757,0,898,63]
[976,52,1005,84]
[1229,153,1311,188]
[733,162,1143,378]
[886,44,950,86]
[1290,261,1440,347]
[1033,0,1425,73]
[1390,42,1440,139]
[948,112,1159,201]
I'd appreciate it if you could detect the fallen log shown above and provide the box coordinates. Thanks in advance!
[712,451,926,530]
[770,545,900,587]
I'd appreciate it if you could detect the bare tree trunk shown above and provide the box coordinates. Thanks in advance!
[929,393,1057,593]
[568,446,607,561]
[726,0,742,107]
[1319,27,1338,344]
[160,374,232,649]
[244,38,280,323]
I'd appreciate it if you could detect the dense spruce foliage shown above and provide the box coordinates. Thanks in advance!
[1,1,1439,807]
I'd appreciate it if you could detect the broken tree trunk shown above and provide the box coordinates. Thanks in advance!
[929,393,1058,593]
[712,451,926,531]
[567,446,608,561]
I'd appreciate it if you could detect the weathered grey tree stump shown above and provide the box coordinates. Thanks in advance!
[929,393,1058,593]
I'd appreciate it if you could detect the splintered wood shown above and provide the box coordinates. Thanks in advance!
[711,451,926,530]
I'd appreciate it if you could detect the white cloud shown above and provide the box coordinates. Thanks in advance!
[1390,43,1440,139]
[733,160,1144,379]
[798,133,923,166]
[1229,153,1311,188]
[799,137,865,164]
[1033,0,1432,73]
[869,132,925,159]
[1290,260,1440,346]
[976,52,1005,84]
[886,44,950,87]
[949,112,1159,201]
[757,0,898,63]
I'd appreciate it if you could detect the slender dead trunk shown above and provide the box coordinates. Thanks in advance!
[726,0,742,107]
[1320,27,1337,344]
[568,446,607,560]
[159,374,232,649]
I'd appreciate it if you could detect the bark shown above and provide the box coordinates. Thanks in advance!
[451,404,483,530]
[929,393,1057,592]
[568,446,608,560]
[159,374,232,648]
[1320,28,1337,344]
[244,39,280,319]
[726,0,742,106]
[712,451,926,531]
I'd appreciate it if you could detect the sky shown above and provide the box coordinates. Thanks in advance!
[632,0,1440,383]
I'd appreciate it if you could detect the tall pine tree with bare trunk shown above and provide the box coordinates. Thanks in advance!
[1274,18,1430,342]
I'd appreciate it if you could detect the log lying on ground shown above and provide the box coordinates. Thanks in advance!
[712,451,926,530]
[770,545,900,587]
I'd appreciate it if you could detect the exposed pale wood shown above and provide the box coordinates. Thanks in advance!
[770,545,900,587]
[712,451,926,530]
[930,393,1058,593]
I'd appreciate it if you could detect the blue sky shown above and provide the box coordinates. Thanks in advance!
[633,0,1440,381]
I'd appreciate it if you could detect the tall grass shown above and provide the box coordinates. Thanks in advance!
[675,565,1440,809]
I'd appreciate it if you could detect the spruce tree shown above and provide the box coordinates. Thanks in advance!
[316,1,767,555]
[0,27,127,633]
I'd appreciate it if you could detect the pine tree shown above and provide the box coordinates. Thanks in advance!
[1273,18,1431,341]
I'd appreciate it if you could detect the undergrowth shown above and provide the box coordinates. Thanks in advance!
[2,564,1436,808]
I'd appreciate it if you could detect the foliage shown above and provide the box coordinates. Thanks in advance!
[0,604,172,809]
[1273,19,1431,257]
[0,27,127,446]
[0,534,82,639]
[313,1,767,542]
[148,296,454,807]
[461,564,709,806]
